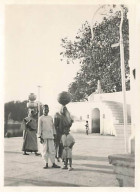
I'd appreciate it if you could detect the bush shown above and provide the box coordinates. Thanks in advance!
[5,131,12,138]
[7,123,21,130]
[5,123,23,138]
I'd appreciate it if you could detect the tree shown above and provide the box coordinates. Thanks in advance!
[60,5,129,101]
[4,100,28,135]
[4,101,28,122]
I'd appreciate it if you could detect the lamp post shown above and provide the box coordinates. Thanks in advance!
[111,6,128,153]
[119,6,128,153]
[37,85,42,119]
[91,5,128,153]
[91,5,105,40]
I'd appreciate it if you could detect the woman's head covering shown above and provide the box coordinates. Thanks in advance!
[60,105,73,126]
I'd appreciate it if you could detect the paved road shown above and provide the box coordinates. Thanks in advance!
[4,133,126,187]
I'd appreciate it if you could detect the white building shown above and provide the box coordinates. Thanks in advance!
[67,90,131,137]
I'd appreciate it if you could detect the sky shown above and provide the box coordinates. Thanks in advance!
[4,4,99,112]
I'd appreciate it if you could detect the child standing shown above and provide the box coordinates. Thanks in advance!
[61,128,75,171]
[38,104,60,169]
[85,121,89,135]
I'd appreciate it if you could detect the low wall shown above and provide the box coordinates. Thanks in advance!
[108,154,135,187]
[70,121,87,133]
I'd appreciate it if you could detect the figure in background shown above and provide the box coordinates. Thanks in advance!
[21,109,39,155]
[54,105,73,162]
[61,127,75,171]
[85,121,89,135]
[38,104,60,169]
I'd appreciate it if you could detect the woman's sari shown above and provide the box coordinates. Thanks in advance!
[21,116,38,152]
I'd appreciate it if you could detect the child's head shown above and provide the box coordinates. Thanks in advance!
[64,127,70,135]
[43,104,49,115]
[86,121,88,123]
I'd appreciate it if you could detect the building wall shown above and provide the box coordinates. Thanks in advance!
[67,101,116,135]
[88,91,131,103]
[67,91,131,135]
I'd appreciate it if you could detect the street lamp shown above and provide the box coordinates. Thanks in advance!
[91,5,105,40]
[37,85,42,118]
[118,6,128,153]
[91,5,128,153]
[111,5,128,153]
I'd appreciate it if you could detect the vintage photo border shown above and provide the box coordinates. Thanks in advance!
[0,0,140,192]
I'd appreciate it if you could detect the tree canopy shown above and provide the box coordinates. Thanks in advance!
[4,100,28,123]
[4,100,43,123]
[60,5,129,102]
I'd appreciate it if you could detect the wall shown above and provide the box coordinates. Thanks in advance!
[67,91,131,135]
[88,91,131,104]
[67,101,116,135]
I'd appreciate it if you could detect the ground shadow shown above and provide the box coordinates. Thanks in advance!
[80,163,113,169]
[4,177,83,187]
[5,151,22,154]
[73,155,108,162]
[72,168,114,175]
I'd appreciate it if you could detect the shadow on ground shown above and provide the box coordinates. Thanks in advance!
[72,168,114,175]
[73,155,108,162]
[80,163,113,169]
[5,151,23,154]
[5,177,83,187]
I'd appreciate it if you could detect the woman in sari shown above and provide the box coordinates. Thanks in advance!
[21,109,39,155]
[54,106,73,161]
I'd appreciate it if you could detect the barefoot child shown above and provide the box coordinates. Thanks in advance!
[61,127,75,171]
[85,120,89,135]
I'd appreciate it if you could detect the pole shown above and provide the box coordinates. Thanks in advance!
[91,5,128,153]
[91,5,105,40]
[37,86,41,154]
[37,85,41,119]
[119,7,128,153]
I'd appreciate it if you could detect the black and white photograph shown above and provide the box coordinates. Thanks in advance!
[0,0,140,191]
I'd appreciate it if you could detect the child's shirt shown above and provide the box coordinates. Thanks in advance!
[61,133,75,147]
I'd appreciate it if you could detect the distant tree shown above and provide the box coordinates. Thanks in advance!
[5,101,14,123]
[4,100,28,135]
[12,101,28,121]
[60,5,129,101]
[4,101,28,122]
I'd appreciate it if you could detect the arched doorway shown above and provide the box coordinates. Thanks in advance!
[91,108,100,133]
